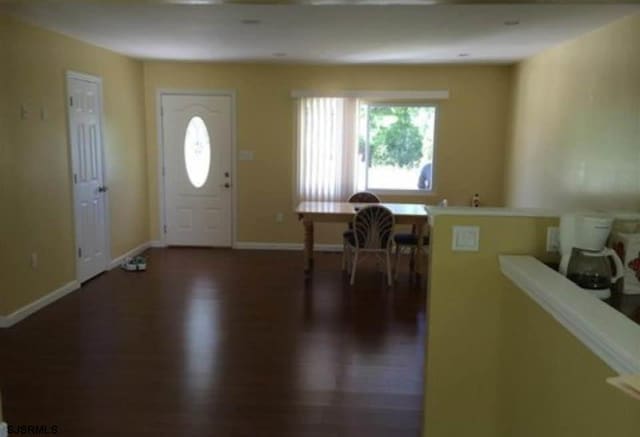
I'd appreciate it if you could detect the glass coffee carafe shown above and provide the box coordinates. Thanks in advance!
[566,247,624,290]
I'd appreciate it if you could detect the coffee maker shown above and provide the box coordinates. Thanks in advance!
[559,213,624,299]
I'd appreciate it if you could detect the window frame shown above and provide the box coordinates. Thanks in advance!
[361,101,440,196]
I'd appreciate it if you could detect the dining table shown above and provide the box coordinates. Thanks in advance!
[295,201,429,278]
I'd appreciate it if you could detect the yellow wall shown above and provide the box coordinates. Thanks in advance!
[505,14,640,210]
[0,15,149,315]
[0,15,7,148]
[0,15,9,307]
[500,279,640,436]
[143,63,512,244]
[424,214,558,437]
[425,213,640,437]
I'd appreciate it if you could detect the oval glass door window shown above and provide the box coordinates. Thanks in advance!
[184,116,211,188]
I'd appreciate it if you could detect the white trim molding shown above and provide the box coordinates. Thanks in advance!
[426,206,559,225]
[0,280,80,328]
[109,241,151,270]
[500,255,640,375]
[233,242,343,252]
[0,241,156,328]
[291,90,449,100]
[0,422,6,437]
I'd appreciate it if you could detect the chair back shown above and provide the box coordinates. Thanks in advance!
[348,191,380,203]
[353,205,394,249]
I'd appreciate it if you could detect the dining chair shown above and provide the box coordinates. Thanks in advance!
[342,191,381,271]
[393,225,429,279]
[347,191,381,203]
[345,205,395,286]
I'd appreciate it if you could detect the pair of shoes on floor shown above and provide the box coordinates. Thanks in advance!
[121,255,147,272]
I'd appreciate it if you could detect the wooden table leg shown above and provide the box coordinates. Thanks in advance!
[415,221,425,277]
[303,219,314,275]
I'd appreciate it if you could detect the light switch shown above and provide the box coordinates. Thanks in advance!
[452,226,480,251]
[238,150,254,161]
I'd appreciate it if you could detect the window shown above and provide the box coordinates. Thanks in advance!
[296,96,438,201]
[359,104,436,191]
[184,116,211,188]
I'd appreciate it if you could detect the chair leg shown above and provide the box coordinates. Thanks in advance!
[409,248,416,275]
[342,239,347,271]
[394,244,400,280]
[350,250,359,285]
[386,250,393,287]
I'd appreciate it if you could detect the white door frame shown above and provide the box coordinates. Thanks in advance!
[156,89,237,248]
[66,70,111,281]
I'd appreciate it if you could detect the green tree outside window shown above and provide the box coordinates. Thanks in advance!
[368,106,428,169]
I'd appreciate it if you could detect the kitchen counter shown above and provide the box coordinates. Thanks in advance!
[425,206,558,224]
[500,255,640,374]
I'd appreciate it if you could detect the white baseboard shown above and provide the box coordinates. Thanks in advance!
[0,241,343,328]
[233,241,343,252]
[118,240,340,251]
[109,241,152,270]
[0,280,80,328]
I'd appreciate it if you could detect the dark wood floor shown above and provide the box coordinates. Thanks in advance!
[0,248,426,437]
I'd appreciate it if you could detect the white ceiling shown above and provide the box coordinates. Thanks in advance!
[2,2,639,64]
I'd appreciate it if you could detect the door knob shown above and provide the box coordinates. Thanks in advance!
[98,186,108,193]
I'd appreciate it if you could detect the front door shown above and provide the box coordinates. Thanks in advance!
[67,73,109,282]
[161,94,232,247]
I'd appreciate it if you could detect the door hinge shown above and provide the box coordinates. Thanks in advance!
[69,96,74,107]
[78,247,82,258]
[160,106,164,117]
[73,173,78,184]
[162,166,165,177]
[164,225,167,234]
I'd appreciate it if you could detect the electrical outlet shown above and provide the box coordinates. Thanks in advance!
[31,252,38,269]
[275,212,284,223]
[546,227,560,252]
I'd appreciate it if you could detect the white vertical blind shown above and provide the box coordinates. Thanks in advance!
[297,97,360,202]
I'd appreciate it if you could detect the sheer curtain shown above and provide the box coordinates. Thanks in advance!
[296,97,361,202]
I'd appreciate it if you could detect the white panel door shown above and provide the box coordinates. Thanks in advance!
[162,94,232,247]
[67,74,108,282]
